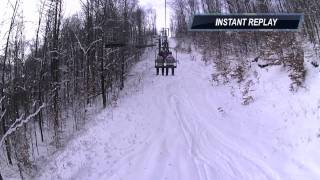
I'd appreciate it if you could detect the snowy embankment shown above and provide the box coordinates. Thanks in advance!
[37,39,320,180]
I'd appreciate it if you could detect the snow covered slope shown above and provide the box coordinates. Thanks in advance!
[36,40,320,180]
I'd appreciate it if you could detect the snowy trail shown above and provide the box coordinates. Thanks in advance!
[37,41,320,180]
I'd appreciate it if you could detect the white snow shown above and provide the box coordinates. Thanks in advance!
[36,39,320,180]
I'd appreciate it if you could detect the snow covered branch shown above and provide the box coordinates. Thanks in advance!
[0,96,6,125]
[0,110,6,125]
[0,96,5,105]
[74,32,102,55]
[0,103,46,147]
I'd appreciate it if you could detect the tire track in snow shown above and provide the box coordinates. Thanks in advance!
[170,94,209,180]
[104,78,201,180]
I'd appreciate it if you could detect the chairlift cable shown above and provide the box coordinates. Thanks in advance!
[165,0,167,29]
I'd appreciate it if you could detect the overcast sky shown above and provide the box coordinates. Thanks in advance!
[0,0,82,42]
[0,0,171,44]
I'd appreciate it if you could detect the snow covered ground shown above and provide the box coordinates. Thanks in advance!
[36,39,320,180]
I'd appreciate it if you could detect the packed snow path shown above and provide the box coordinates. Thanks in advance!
[38,41,320,180]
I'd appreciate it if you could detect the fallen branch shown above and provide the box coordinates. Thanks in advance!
[0,103,46,147]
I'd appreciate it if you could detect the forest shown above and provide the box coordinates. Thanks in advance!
[0,0,155,179]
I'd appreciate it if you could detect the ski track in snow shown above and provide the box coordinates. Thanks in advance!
[37,40,320,180]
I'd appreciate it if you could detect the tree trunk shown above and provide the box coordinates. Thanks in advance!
[120,55,124,90]
[101,58,106,108]
[35,0,45,143]
[51,0,62,147]
[0,171,3,180]
[100,43,107,108]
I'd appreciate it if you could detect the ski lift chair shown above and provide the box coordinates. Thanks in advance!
[165,52,177,76]
[155,54,165,75]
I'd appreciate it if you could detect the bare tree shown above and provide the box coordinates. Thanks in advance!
[1,0,20,167]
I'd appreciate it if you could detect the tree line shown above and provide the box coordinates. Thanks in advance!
[0,0,156,179]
